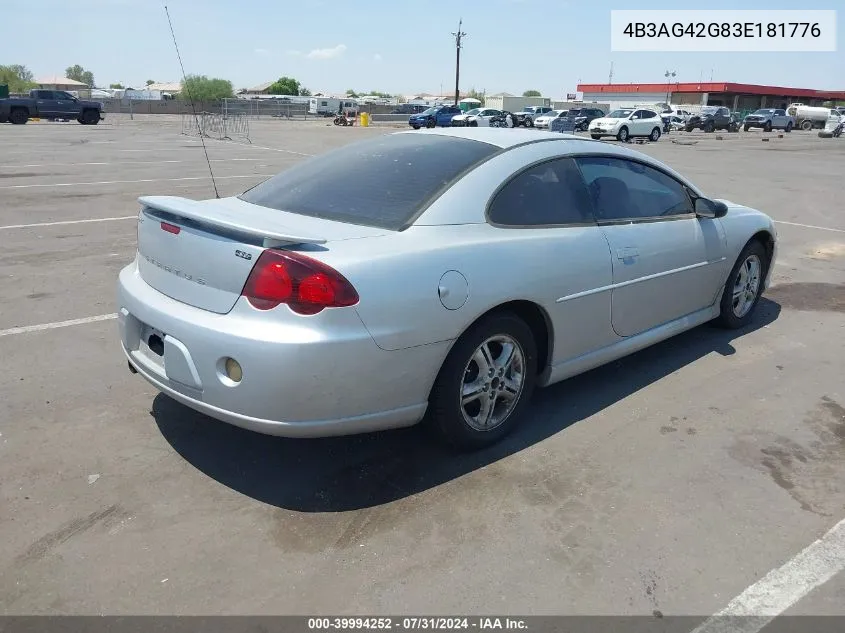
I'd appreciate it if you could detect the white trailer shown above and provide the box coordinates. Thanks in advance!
[308,98,358,116]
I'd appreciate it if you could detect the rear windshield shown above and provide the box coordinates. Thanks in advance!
[239,133,499,230]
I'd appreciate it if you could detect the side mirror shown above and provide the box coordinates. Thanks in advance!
[695,197,728,219]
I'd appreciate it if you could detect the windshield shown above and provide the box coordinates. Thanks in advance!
[464,108,481,116]
[753,109,775,115]
[607,109,633,118]
[701,106,718,114]
[420,107,437,115]
[239,134,499,231]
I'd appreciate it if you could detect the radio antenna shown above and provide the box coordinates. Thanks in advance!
[164,4,220,198]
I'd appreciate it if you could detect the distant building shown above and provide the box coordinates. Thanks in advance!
[36,76,90,98]
[144,82,182,95]
[578,82,845,111]
[243,81,274,95]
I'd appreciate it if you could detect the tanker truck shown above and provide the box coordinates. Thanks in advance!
[786,103,840,130]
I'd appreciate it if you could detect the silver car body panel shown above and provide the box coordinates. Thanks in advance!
[118,128,778,437]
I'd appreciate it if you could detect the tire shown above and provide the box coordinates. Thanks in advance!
[9,108,28,125]
[526,118,534,128]
[427,312,538,449]
[649,127,661,141]
[743,125,750,132]
[616,126,629,142]
[685,126,694,133]
[426,118,436,129]
[763,121,772,132]
[81,109,100,125]
[715,240,769,329]
[785,122,793,133]
[412,125,420,130]
[800,119,813,131]
[705,121,715,133]
[591,134,602,140]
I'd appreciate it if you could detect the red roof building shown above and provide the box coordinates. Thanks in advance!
[577,82,845,110]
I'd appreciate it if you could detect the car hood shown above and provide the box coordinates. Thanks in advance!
[590,117,623,126]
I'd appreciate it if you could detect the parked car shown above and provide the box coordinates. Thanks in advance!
[533,110,567,129]
[0,89,104,125]
[666,115,687,131]
[490,111,516,128]
[392,104,428,115]
[408,105,461,129]
[589,108,664,142]
[685,106,737,132]
[742,108,794,132]
[450,108,503,127]
[567,107,606,131]
[118,128,777,449]
[515,106,553,127]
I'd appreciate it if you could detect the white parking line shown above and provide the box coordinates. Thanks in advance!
[774,220,845,234]
[0,158,263,169]
[0,173,273,190]
[690,516,845,633]
[0,216,137,231]
[0,313,118,338]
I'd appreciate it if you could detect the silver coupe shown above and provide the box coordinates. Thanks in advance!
[118,128,778,449]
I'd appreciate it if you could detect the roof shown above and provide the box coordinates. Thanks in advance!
[395,127,596,149]
[36,76,87,86]
[488,92,515,97]
[247,81,274,92]
[145,82,182,92]
[578,82,845,100]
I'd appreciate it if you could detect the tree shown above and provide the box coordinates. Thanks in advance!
[522,89,541,97]
[465,87,485,104]
[109,83,124,89]
[346,88,359,98]
[179,74,234,101]
[0,64,36,92]
[65,64,95,87]
[267,76,301,96]
[368,90,393,98]
[146,79,155,86]
[299,86,312,96]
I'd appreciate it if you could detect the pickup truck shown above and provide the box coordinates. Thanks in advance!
[742,108,794,132]
[0,89,104,125]
[515,106,552,127]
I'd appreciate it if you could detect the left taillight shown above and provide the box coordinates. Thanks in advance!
[240,250,359,315]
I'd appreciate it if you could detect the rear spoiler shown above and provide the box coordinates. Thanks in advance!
[138,195,327,248]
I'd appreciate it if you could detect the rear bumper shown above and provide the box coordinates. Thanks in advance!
[117,259,439,437]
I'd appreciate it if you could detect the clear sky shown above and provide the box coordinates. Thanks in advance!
[5,0,843,96]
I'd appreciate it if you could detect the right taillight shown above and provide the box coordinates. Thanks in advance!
[241,250,359,315]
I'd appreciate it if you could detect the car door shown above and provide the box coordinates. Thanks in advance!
[486,156,616,364]
[630,110,650,135]
[773,109,787,127]
[718,108,731,127]
[575,155,729,338]
[53,91,77,117]
[33,90,58,117]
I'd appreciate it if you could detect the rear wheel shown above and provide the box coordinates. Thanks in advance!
[9,108,28,125]
[801,119,813,131]
[428,312,538,449]
[591,134,602,140]
[716,240,768,329]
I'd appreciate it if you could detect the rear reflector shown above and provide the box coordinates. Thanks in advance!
[241,250,359,314]
[160,222,181,234]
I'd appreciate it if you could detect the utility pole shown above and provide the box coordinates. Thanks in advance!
[664,70,676,105]
[608,61,614,84]
[452,19,466,106]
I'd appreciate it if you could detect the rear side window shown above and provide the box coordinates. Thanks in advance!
[488,158,595,226]
[240,134,499,230]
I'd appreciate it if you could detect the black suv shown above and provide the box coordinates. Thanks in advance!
[567,107,605,131]
[685,106,737,132]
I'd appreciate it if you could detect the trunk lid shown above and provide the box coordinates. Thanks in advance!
[136,195,386,314]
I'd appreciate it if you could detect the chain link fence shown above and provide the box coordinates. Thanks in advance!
[181,111,251,143]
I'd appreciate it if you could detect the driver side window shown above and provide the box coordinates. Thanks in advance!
[575,156,694,222]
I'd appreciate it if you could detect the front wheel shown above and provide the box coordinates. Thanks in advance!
[649,127,661,141]
[591,134,602,140]
[81,109,100,125]
[616,126,629,142]
[743,125,750,132]
[426,118,436,128]
[716,240,768,329]
[705,121,715,133]
[427,312,538,449]
[763,121,772,132]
